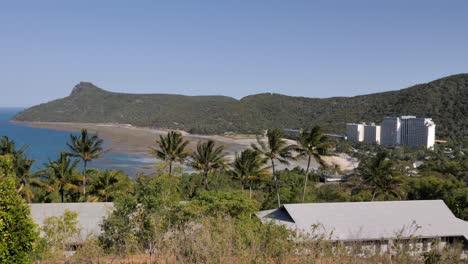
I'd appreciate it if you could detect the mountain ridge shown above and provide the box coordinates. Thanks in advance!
[13,74,468,138]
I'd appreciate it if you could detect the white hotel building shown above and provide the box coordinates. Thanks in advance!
[346,123,381,144]
[380,117,402,145]
[346,123,365,142]
[348,116,436,149]
[399,116,436,149]
[364,123,381,144]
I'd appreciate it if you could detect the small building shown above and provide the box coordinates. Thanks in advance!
[320,172,353,183]
[257,200,468,253]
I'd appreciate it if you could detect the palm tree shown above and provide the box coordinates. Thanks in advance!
[0,136,26,156]
[45,153,80,203]
[150,131,189,176]
[66,129,105,196]
[0,136,42,202]
[190,140,227,190]
[0,136,29,163]
[89,170,132,202]
[251,129,294,208]
[15,155,44,203]
[230,149,270,199]
[357,151,402,201]
[295,126,332,203]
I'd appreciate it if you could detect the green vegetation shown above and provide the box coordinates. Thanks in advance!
[66,128,105,196]
[45,153,80,203]
[190,140,228,190]
[355,151,403,201]
[0,129,467,263]
[13,73,468,138]
[87,169,134,202]
[252,128,295,207]
[41,210,79,259]
[0,157,38,264]
[0,136,44,203]
[295,126,333,202]
[151,131,189,176]
[229,148,270,199]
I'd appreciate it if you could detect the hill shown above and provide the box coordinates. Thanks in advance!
[13,74,468,138]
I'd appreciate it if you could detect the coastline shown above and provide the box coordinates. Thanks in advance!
[12,121,357,172]
[11,121,258,154]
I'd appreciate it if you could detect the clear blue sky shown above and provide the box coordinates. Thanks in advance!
[1,0,467,107]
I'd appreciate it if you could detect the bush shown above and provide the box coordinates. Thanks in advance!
[157,216,293,264]
[99,193,140,256]
[71,236,106,263]
[0,176,38,263]
[179,190,259,221]
[42,209,79,256]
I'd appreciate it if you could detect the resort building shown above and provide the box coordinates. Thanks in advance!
[347,122,381,145]
[363,123,381,144]
[257,200,468,254]
[346,123,365,142]
[380,116,436,149]
[380,117,401,146]
[400,116,436,149]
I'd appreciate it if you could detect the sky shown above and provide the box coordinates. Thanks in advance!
[1,0,467,107]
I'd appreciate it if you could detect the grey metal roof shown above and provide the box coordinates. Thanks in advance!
[258,200,468,241]
[29,203,114,241]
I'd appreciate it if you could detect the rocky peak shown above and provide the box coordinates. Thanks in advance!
[70,82,101,96]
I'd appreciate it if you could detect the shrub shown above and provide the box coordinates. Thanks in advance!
[0,176,38,263]
[42,209,79,255]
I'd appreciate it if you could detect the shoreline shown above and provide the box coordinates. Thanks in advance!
[12,121,258,154]
[12,121,358,172]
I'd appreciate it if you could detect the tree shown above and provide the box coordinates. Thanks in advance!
[181,191,259,220]
[229,149,270,199]
[45,153,80,203]
[89,170,133,202]
[134,174,181,261]
[0,137,42,202]
[66,129,105,196]
[15,156,44,203]
[99,193,139,257]
[190,140,227,190]
[0,155,15,178]
[357,151,403,201]
[42,210,79,257]
[294,126,332,203]
[252,129,294,208]
[0,136,27,157]
[150,131,189,176]
[406,174,468,220]
[0,167,38,263]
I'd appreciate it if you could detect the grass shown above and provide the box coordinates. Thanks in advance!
[39,216,466,264]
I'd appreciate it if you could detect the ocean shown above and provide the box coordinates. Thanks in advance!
[0,108,157,176]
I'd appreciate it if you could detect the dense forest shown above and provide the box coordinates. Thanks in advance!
[13,74,468,138]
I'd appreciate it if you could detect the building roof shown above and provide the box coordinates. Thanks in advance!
[257,200,468,242]
[29,203,114,240]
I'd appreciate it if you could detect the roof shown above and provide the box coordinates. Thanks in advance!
[257,200,468,242]
[29,203,114,241]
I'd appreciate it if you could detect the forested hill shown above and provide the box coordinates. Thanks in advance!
[13,74,468,138]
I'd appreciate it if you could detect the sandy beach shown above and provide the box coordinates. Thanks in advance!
[13,121,357,172]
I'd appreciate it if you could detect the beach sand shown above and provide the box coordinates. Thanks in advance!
[14,121,357,172]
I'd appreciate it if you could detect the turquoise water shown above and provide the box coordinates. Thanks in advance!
[0,108,156,176]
